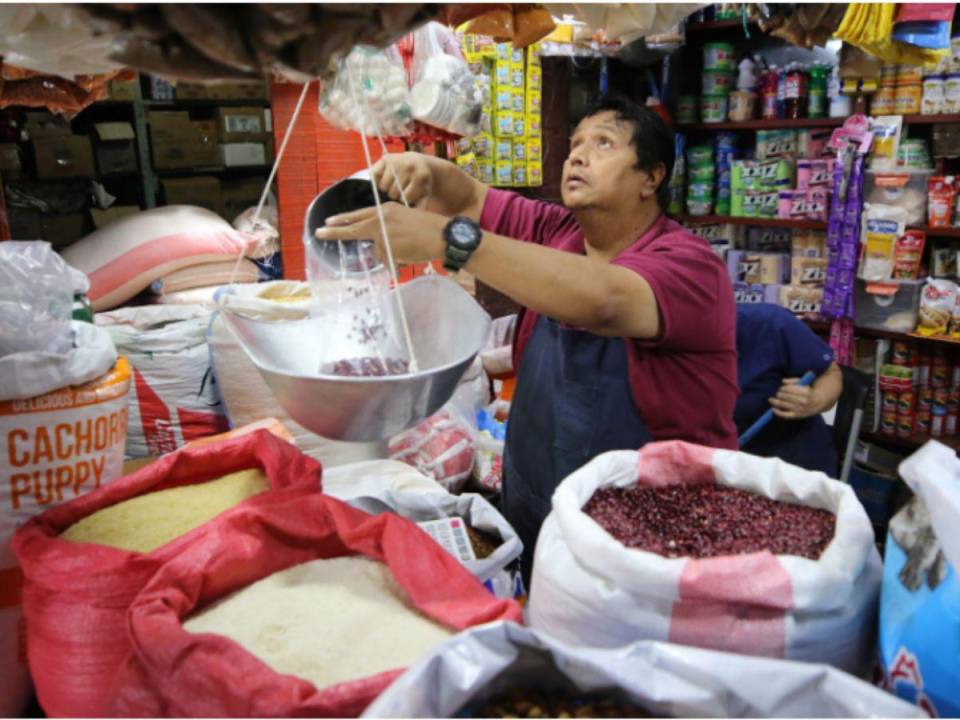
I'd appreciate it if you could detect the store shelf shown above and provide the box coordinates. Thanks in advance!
[679,214,827,230]
[803,317,960,346]
[911,225,960,238]
[861,430,960,452]
[142,98,270,108]
[685,18,759,35]
[678,117,844,132]
[901,114,960,125]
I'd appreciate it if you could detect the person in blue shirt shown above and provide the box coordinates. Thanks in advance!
[735,304,843,476]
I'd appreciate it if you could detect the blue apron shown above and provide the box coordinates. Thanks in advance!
[502,316,652,581]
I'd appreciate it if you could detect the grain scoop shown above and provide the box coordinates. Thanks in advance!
[218,178,491,442]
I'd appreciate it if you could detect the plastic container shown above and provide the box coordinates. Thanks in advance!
[897,139,931,169]
[677,95,699,124]
[703,43,735,72]
[872,85,897,116]
[864,169,933,225]
[854,278,925,333]
[701,94,728,123]
[923,76,945,115]
[945,73,960,113]
[808,65,829,118]
[703,69,736,96]
[783,64,808,119]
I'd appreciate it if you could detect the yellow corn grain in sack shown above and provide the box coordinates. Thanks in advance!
[61,469,269,553]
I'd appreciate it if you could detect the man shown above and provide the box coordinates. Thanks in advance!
[316,96,738,576]
[735,303,842,476]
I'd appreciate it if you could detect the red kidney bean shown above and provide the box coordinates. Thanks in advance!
[583,484,835,560]
[326,357,410,377]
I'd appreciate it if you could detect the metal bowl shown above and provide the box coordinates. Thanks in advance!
[303,177,385,279]
[219,275,491,442]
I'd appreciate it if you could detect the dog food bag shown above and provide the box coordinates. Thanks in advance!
[0,359,131,717]
[528,442,881,674]
[879,441,960,718]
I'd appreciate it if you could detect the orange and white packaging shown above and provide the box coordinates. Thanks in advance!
[0,358,131,717]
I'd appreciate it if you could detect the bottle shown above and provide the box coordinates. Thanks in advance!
[761,67,779,119]
[737,57,758,91]
[808,65,829,118]
[776,66,786,118]
[828,65,852,117]
[784,63,809,119]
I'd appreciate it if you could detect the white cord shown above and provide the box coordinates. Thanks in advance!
[226,80,312,289]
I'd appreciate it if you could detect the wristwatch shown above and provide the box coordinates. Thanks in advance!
[442,216,483,273]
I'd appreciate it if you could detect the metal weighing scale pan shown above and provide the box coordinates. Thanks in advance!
[219,275,491,442]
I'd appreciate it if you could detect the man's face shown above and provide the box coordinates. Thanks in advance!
[561,110,661,212]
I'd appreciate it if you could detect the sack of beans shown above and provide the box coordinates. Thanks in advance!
[363,621,922,718]
[528,441,882,674]
[879,441,960,718]
[12,429,321,717]
[110,493,523,718]
[324,462,523,598]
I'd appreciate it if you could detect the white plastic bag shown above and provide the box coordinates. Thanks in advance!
[96,305,228,457]
[529,442,882,674]
[409,22,483,136]
[324,463,523,587]
[0,321,117,401]
[363,621,923,719]
[319,45,413,137]
[0,241,75,357]
[389,407,477,494]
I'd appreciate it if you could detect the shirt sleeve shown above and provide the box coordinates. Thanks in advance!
[779,314,835,378]
[479,188,574,247]
[613,234,735,352]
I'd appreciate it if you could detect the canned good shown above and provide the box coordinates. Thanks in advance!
[932,408,946,438]
[898,416,915,438]
[919,386,935,411]
[703,43,736,72]
[728,90,757,121]
[953,364,960,388]
[880,64,899,86]
[892,341,911,365]
[882,391,900,412]
[703,69,736,96]
[945,73,960,113]
[701,94,728,123]
[895,84,922,114]
[949,388,960,413]
[932,363,950,388]
[898,391,915,413]
[898,65,924,85]
[934,387,950,412]
[919,353,932,387]
[882,410,899,436]
[948,413,958,436]
[871,85,897,115]
[917,411,932,434]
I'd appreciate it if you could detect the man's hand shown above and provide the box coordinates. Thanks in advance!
[769,378,821,420]
[314,202,446,265]
[372,153,434,207]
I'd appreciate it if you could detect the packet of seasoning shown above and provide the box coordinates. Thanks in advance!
[928,176,958,228]
[894,230,926,279]
[868,116,903,171]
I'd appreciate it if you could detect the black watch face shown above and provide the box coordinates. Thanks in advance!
[449,219,480,250]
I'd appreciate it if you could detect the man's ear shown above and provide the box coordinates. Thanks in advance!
[642,164,667,200]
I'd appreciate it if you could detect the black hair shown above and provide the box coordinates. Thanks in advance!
[578,95,675,211]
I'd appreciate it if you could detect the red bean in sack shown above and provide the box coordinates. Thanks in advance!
[111,493,523,718]
[12,429,321,718]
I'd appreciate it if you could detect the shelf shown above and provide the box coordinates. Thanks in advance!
[679,118,844,132]
[861,430,960,452]
[678,214,827,230]
[900,114,960,125]
[142,98,270,107]
[911,225,960,238]
[803,317,960,346]
[685,18,759,35]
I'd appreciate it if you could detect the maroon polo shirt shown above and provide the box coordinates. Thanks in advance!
[479,188,739,450]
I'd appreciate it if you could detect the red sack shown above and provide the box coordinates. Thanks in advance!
[12,429,322,718]
[112,493,523,718]
[389,410,476,493]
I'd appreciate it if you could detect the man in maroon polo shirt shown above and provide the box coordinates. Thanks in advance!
[316,96,738,578]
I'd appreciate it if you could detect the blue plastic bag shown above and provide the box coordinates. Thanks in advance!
[879,441,960,718]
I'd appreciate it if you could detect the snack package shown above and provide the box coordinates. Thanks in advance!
[894,230,926,279]
[869,116,904,170]
[860,203,909,282]
[916,279,959,336]
[928,176,958,227]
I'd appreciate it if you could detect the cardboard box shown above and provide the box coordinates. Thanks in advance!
[90,206,141,229]
[106,76,141,101]
[92,122,138,175]
[0,143,21,177]
[218,142,267,167]
[176,81,268,101]
[149,76,175,101]
[215,106,272,143]
[33,135,95,179]
[161,176,222,214]
[221,177,267,221]
[42,213,88,249]
[149,112,219,169]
